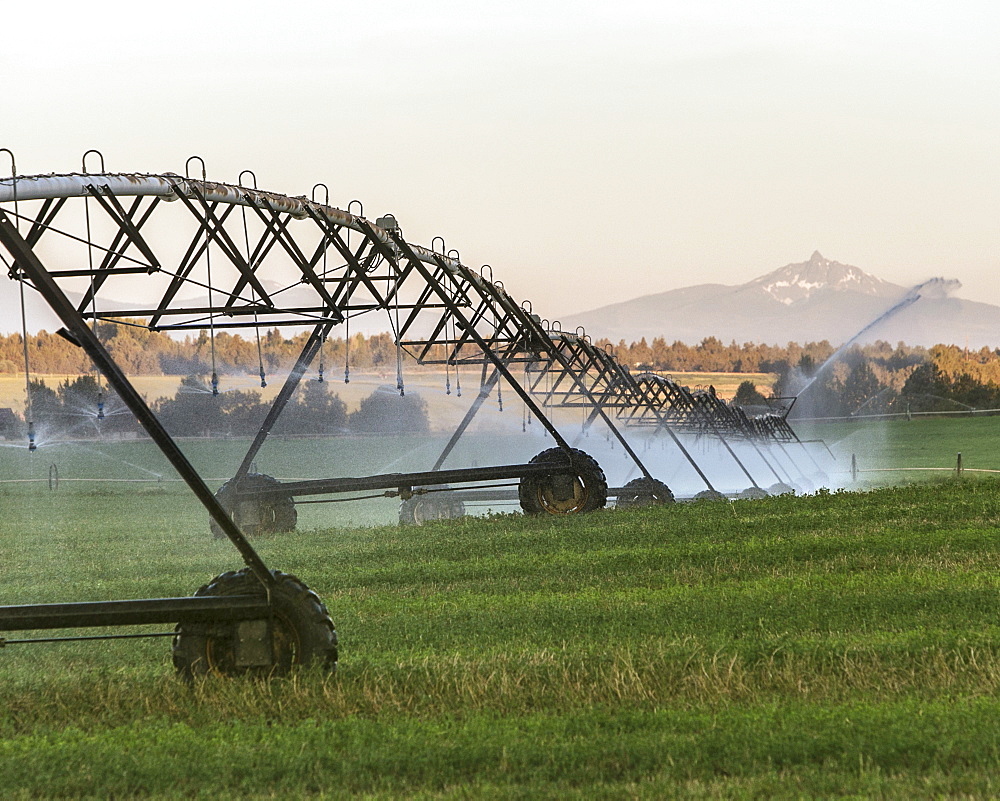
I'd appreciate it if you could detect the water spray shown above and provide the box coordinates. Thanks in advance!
[796,277,959,402]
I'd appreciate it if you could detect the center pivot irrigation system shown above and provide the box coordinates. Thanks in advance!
[0,153,828,675]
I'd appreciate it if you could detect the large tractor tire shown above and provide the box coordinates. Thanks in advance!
[738,486,770,499]
[399,490,466,525]
[519,447,607,516]
[767,482,797,496]
[209,473,297,539]
[172,568,338,678]
[615,477,675,509]
[692,489,726,501]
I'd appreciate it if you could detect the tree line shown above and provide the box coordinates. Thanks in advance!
[594,335,844,374]
[6,324,1000,423]
[0,324,918,379]
[598,336,1000,418]
[0,324,423,377]
[750,343,1000,418]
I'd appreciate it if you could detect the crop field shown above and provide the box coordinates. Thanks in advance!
[1,416,1000,797]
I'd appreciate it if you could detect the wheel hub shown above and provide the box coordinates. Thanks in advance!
[537,475,588,514]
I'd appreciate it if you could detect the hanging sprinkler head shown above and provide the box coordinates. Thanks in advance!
[27,421,36,452]
[97,392,105,420]
[317,362,325,383]
[211,373,219,396]
[259,369,267,389]
[344,365,350,384]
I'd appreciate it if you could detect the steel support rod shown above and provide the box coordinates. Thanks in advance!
[374,227,572,451]
[535,335,655,481]
[0,595,270,631]
[607,374,719,491]
[234,322,334,482]
[640,376,774,491]
[255,461,564,500]
[469,285,657,480]
[0,210,276,589]
[431,368,503,471]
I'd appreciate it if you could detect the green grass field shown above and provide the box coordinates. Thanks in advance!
[1,416,1000,797]
[803,415,1000,483]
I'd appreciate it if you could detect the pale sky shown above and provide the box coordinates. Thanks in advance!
[2,0,998,325]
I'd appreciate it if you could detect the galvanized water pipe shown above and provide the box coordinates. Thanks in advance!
[0,172,460,271]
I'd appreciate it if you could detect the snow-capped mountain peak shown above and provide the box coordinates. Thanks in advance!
[563,252,981,349]
[746,251,895,305]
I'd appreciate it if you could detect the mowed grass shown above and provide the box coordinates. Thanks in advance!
[2,447,1000,797]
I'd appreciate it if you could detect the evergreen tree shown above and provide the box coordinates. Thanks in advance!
[155,375,225,436]
[349,387,430,434]
[272,382,349,436]
[900,363,950,411]
[733,381,767,408]
[840,362,882,415]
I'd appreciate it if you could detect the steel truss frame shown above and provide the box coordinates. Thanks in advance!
[0,167,827,649]
[0,170,820,501]
[0,164,828,655]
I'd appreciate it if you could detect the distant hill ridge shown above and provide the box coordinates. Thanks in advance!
[564,252,1000,349]
[4,251,996,349]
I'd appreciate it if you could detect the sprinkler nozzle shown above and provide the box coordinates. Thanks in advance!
[259,369,267,389]
[27,421,36,452]
[211,373,219,396]
[97,393,105,420]
[344,367,350,384]
[318,364,325,383]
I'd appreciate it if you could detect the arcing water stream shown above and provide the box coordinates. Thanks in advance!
[795,277,960,402]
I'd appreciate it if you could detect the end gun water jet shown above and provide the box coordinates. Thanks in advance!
[796,278,958,401]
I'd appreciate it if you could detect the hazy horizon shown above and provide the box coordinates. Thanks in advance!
[2,1,997,331]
